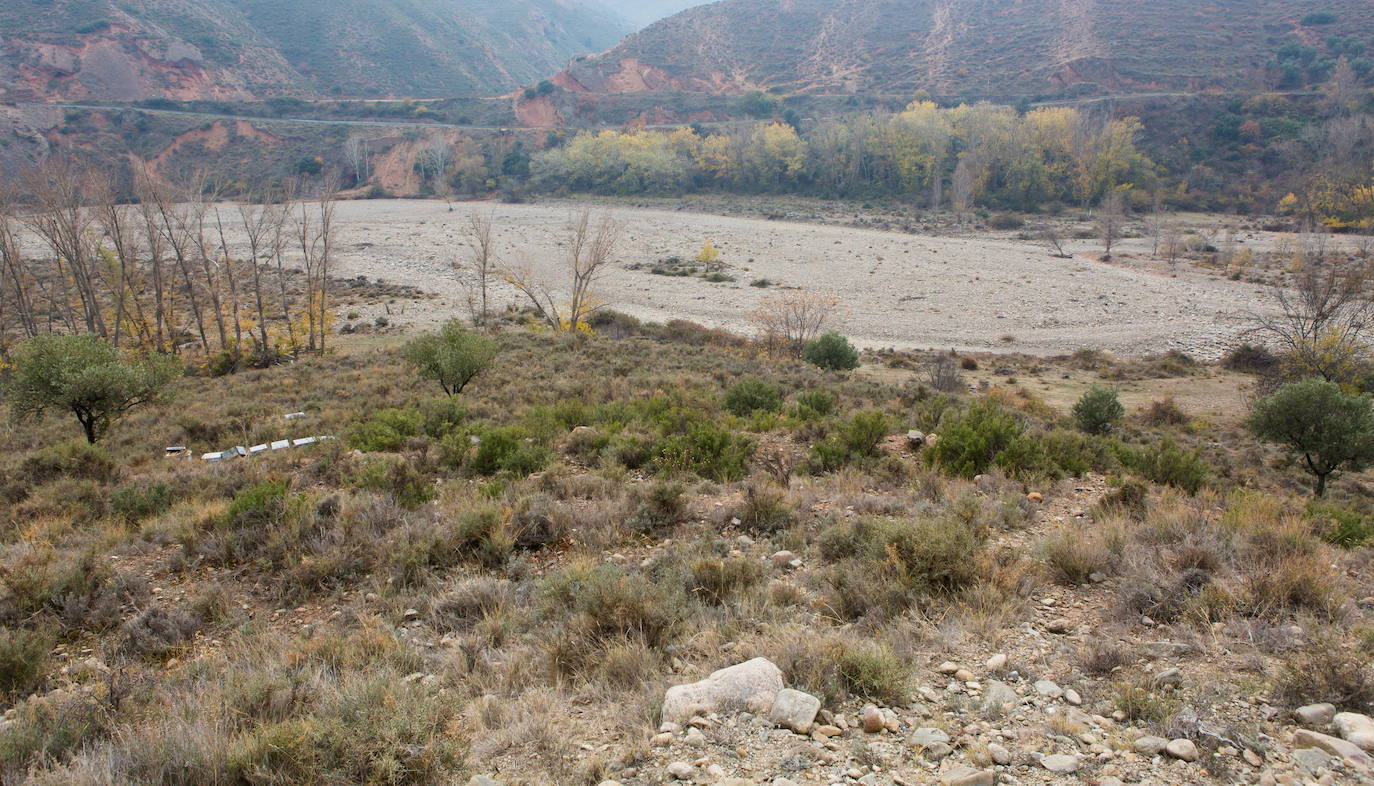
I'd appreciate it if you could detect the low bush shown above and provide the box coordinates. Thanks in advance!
[724,379,784,417]
[1042,529,1112,584]
[689,557,764,605]
[1274,637,1374,711]
[0,690,107,774]
[349,409,422,452]
[109,481,174,524]
[1307,502,1374,549]
[795,390,838,419]
[803,333,861,371]
[1222,343,1278,374]
[835,643,910,704]
[0,628,50,698]
[1141,397,1188,427]
[19,440,118,487]
[471,427,551,477]
[819,515,984,596]
[1073,385,1124,435]
[809,411,891,472]
[1119,439,1209,494]
[730,483,794,534]
[626,481,687,534]
[927,400,1024,478]
[655,424,752,481]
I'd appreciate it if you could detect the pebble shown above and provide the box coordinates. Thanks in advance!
[1295,703,1337,727]
[1040,753,1081,772]
[1133,736,1169,756]
[1166,739,1200,762]
[1335,712,1374,750]
[987,742,1012,765]
[1153,668,1183,688]
[861,705,884,733]
[1064,689,1082,706]
[985,653,1007,671]
[1033,680,1063,699]
[940,766,995,786]
[1045,618,1074,634]
[666,761,694,780]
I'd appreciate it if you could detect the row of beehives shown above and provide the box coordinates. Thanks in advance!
[202,436,336,462]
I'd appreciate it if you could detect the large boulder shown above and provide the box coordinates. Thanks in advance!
[1336,713,1374,751]
[661,658,784,724]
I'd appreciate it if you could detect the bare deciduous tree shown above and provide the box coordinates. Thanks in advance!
[1099,189,1126,260]
[458,211,500,330]
[505,210,621,331]
[1042,227,1071,259]
[1253,233,1374,385]
[749,290,841,357]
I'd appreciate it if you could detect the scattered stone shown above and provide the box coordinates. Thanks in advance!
[1034,680,1064,699]
[912,728,952,746]
[1064,689,1083,706]
[772,779,799,786]
[661,658,784,723]
[861,705,884,734]
[770,551,799,568]
[1293,730,1374,769]
[987,742,1012,765]
[1335,712,1374,751]
[1141,641,1192,659]
[1296,704,1338,727]
[940,766,995,786]
[1244,748,1265,767]
[1133,736,1169,756]
[683,727,707,747]
[466,777,503,786]
[980,681,1019,716]
[1045,618,1074,634]
[1166,739,1200,762]
[1027,492,1044,502]
[814,724,842,737]
[954,668,976,682]
[1293,748,1336,773]
[1040,754,1081,773]
[937,662,960,675]
[769,688,822,734]
[907,430,927,447]
[666,762,694,780]
[985,653,1008,671]
[1153,668,1183,688]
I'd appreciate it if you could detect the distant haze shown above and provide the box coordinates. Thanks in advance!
[594,0,715,28]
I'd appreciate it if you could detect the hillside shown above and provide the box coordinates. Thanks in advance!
[557,0,1374,99]
[0,0,630,101]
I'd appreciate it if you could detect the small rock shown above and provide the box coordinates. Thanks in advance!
[769,688,822,734]
[1166,739,1199,762]
[1153,668,1183,688]
[1064,689,1083,706]
[1335,712,1374,751]
[861,705,884,734]
[954,669,976,682]
[1034,680,1063,699]
[684,727,707,747]
[1244,748,1265,767]
[907,430,927,447]
[1293,748,1335,774]
[466,777,503,786]
[666,762,694,780]
[1295,729,1374,768]
[987,742,1012,765]
[940,766,995,786]
[814,724,842,737]
[1295,704,1337,727]
[772,780,799,786]
[937,662,960,675]
[1040,754,1081,773]
[1027,492,1044,502]
[985,653,1008,671]
[1133,736,1169,756]
[980,681,1019,716]
[1045,618,1074,634]
[912,728,952,747]
[662,658,784,723]
[770,551,798,568]
[596,782,624,786]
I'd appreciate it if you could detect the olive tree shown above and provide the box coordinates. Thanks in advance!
[404,319,498,396]
[1248,378,1374,497]
[6,333,180,443]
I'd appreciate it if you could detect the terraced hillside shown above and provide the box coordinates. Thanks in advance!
[557,0,1374,99]
[0,0,629,101]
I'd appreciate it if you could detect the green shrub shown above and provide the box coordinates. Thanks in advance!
[1248,379,1374,497]
[352,458,436,509]
[836,643,910,704]
[1120,439,1209,494]
[926,400,1024,478]
[404,319,499,396]
[795,390,838,419]
[0,628,49,699]
[454,506,514,568]
[819,516,984,595]
[656,424,752,481]
[19,440,119,486]
[723,379,784,417]
[1301,12,1337,25]
[1308,502,1374,549]
[689,557,764,605]
[809,411,891,472]
[626,481,686,534]
[109,481,173,524]
[348,409,422,452]
[540,564,686,650]
[803,333,861,371]
[471,427,551,477]
[1073,385,1124,435]
[731,483,794,534]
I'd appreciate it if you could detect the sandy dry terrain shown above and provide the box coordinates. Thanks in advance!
[332,200,1271,359]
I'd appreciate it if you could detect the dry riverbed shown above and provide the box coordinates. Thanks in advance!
[327,199,1268,359]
